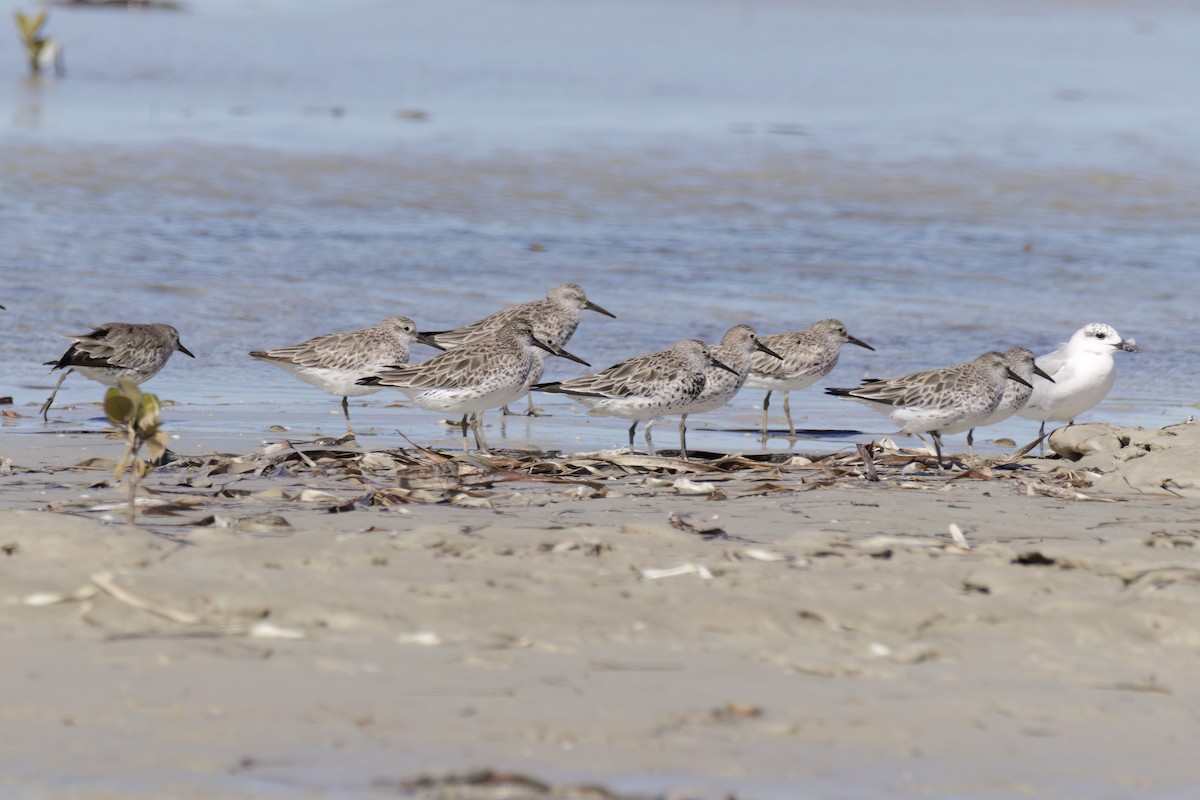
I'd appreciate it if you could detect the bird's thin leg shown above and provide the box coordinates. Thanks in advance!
[783,392,795,439]
[760,390,772,442]
[679,414,689,461]
[341,396,354,435]
[932,432,945,470]
[1038,422,1047,456]
[500,405,514,416]
[39,369,72,421]
[967,428,975,464]
[459,414,470,452]
[472,411,490,453]
[627,421,638,452]
[644,418,656,456]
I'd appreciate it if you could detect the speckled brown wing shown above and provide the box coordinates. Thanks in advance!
[554,351,684,398]
[751,331,833,382]
[849,363,975,409]
[373,346,507,390]
[258,329,399,372]
[427,300,543,348]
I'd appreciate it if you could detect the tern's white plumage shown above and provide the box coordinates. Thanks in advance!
[1018,323,1141,427]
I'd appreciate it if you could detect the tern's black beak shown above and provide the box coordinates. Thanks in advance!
[177,341,196,358]
[533,337,591,367]
[416,331,447,351]
[1033,364,1055,383]
[711,356,738,375]
[755,339,783,360]
[847,334,875,351]
[1118,339,1142,353]
[585,299,617,319]
[1005,368,1032,389]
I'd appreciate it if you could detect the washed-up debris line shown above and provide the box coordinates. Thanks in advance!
[13,435,1100,535]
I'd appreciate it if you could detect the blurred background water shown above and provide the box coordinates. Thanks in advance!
[2,0,1198,453]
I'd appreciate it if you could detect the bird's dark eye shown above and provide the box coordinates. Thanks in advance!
[1095,332,1106,339]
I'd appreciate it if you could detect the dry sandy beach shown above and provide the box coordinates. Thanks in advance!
[4,415,1200,799]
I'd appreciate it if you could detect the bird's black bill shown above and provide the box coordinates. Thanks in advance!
[1118,339,1142,353]
[711,357,737,375]
[585,300,617,319]
[177,342,196,358]
[416,332,447,351]
[755,339,783,360]
[1005,368,1033,389]
[533,382,605,398]
[1034,364,1055,383]
[848,335,875,351]
[533,337,591,367]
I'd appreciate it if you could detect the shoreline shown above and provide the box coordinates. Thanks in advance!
[3,420,1200,797]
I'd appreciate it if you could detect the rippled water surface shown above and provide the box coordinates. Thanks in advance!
[3,0,1198,455]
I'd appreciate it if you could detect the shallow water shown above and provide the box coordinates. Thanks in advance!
[3,0,1199,458]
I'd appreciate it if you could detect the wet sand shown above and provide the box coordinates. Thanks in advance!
[4,418,1200,798]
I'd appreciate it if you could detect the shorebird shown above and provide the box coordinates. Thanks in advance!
[676,325,781,459]
[40,322,195,420]
[358,319,588,453]
[744,319,874,440]
[534,339,736,456]
[967,346,1052,452]
[826,351,1035,468]
[1017,323,1142,442]
[249,316,440,434]
[422,283,615,415]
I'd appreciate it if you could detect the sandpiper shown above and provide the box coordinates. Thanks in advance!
[534,339,736,456]
[250,315,439,434]
[422,283,615,415]
[745,319,874,440]
[358,319,588,453]
[967,346,1053,453]
[40,322,195,420]
[826,351,1034,468]
[676,325,781,459]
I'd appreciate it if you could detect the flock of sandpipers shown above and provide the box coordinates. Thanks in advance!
[28,284,1141,466]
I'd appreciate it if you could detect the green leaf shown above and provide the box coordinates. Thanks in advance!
[14,10,46,41]
[137,393,162,434]
[104,391,135,425]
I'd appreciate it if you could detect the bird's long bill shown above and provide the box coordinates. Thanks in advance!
[585,300,617,319]
[755,339,783,360]
[533,337,591,367]
[711,357,738,375]
[177,341,196,358]
[847,334,875,351]
[1005,368,1033,388]
[1118,339,1142,353]
[1033,364,1055,383]
[416,332,447,351]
